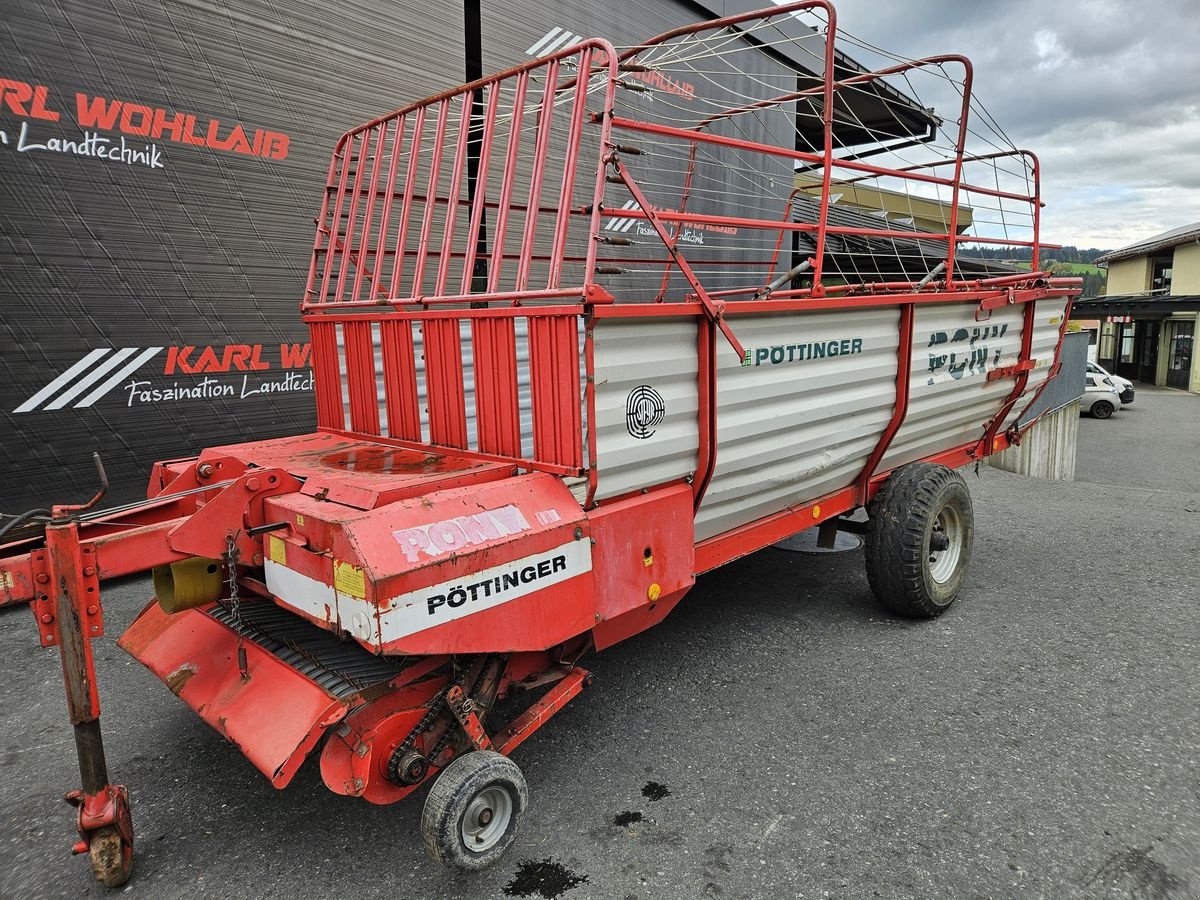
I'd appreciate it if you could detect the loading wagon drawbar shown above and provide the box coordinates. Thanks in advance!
[0,1,1080,886]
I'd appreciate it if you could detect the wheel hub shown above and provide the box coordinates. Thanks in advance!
[461,786,512,850]
[927,505,963,584]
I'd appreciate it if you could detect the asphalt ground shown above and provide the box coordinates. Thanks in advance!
[1,386,1197,899]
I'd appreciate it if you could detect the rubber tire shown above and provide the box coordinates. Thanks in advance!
[1090,401,1114,419]
[865,462,974,618]
[421,750,528,872]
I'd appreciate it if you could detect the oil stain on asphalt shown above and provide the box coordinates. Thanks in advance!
[613,811,643,827]
[641,781,671,801]
[504,858,589,899]
[1085,844,1187,899]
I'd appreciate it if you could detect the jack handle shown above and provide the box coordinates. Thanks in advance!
[52,453,109,520]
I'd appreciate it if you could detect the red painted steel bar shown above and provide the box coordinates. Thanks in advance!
[389,106,426,299]
[999,293,1076,437]
[514,59,560,295]
[436,93,474,296]
[370,115,407,299]
[351,125,387,302]
[411,99,450,298]
[856,303,915,505]
[302,286,584,312]
[548,47,593,290]
[460,83,501,295]
[487,71,529,294]
[304,135,344,305]
[692,318,717,511]
[335,131,369,303]
[583,311,600,508]
[580,56,619,284]
[980,299,1039,453]
[939,58,975,288]
[609,157,746,359]
[810,4,837,293]
[318,139,355,304]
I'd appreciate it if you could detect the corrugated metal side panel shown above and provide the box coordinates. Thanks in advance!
[593,317,699,501]
[695,308,900,541]
[881,302,1026,471]
[1004,297,1071,428]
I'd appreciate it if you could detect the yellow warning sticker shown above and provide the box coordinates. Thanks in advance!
[0,570,12,590]
[334,561,367,598]
[268,535,287,566]
[295,514,305,526]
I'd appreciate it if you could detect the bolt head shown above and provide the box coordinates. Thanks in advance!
[246,476,262,491]
[86,605,98,615]
[40,613,53,624]
[36,573,49,584]
[82,566,96,577]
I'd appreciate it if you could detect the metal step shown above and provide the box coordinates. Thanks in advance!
[207,601,408,700]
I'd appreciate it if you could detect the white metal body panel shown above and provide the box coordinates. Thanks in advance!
[695,308,900,540]
[1002,298,1070,428]
[881,303,1026,471]
[593,316,700,500]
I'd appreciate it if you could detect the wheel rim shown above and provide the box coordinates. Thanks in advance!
[461,785,513,852]
[928,505,963,584]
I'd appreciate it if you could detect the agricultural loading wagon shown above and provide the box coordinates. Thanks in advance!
[0,1,1079,886]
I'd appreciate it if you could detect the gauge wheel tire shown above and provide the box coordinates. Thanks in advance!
[421,750,528,872]
[1090,401,1115,419]
[865,462,974,618]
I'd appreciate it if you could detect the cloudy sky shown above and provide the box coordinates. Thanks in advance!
[801,0,1200,250]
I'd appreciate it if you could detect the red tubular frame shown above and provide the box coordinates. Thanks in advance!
[298,2,1065,511]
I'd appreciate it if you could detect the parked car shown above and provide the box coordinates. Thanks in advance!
[1081,375,1123,419]
[1086,361,1134,404]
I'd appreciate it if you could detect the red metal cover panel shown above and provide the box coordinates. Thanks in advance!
[529,316,582,467]
[209,431,511,511]
[265,472,593,655]
[471,318,522,457]
[309,321,345,430]
[422,319,468,447]
[586,483,696,650]
[118,601,349,788]
[342,320,380,435]
[379,320,421,441]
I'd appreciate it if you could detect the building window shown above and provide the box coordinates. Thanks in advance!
[1119,328,1135,363]
[1151,255,1173,293]
[1098,323,1115,361]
